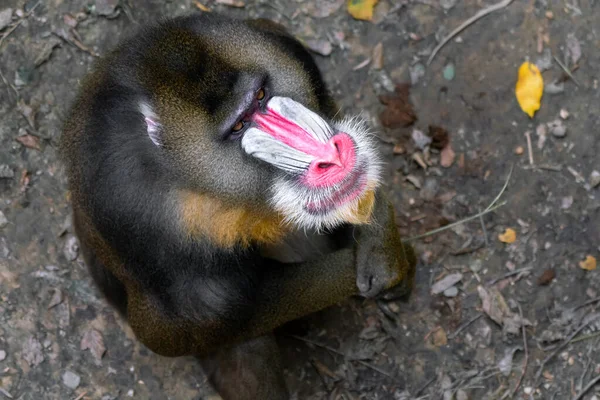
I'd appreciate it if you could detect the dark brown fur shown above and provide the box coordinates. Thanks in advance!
[60,14,416,400]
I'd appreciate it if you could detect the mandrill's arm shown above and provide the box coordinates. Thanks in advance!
[249,189,416,333]
[125,189,416,358]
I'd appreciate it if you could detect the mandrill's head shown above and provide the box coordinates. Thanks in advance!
[97,14,381,233]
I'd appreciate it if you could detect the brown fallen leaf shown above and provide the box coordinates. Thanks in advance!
[440,144,456,168]
[80,329,106,362]
[537,269,555,286]
[379,83,417,128]
[429,125,449,150]
[372,42,383,70]
[432,327,448,347]
[478,286,531,335]
[579,255,597,271]
[16,133,41,151]
[498,228,517,244]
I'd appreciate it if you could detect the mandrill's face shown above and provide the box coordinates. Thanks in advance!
[242,96,381,230]
[133,16,381,231]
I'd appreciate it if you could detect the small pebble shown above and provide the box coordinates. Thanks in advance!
[514,146,524,155]
[0,8,12,31]
[0,349,6,361]
[559,109,570,119]
[590,170,600,188]
[568,356,575,365]
[127,389,134,397]
[0,211,7,228]
[388,302,400,313]
[443,286,459,297]
[411,129,432,150]
[524,387,533,395]
[548,119,567,138]
[62,370,81,389]
[0,164,14,179]
[545,10,554,19]
[442,62,455,81]
[561,196,573,209]
[63,234,80,261]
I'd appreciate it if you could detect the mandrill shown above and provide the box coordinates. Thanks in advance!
[60,13,417,400]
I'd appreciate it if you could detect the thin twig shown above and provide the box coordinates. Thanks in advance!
[478,208,489,247]
[553,55,581,87]
[573,296,600,311]
[289,335,401,383]
[448,313,483,340]
[536,323,589,381]
[414,376,436,397]
[512,303,528,397]
[405,201,506,241]
[572,375,600,400]
[486,164,514,212]
[0,68,19,100]
[405,164,513,241]
[525,131,534,166]
[0,1,41,49]
[522,164,563,172]
[427,0,516,65]
[73,392,88,400]
[487,267,532,286]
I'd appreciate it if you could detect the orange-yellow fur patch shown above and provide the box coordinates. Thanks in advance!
[345,189,376,225]
[179,191,287,248]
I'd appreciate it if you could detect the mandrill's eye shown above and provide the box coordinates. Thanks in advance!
[232,121,245,132]
[256,88,265,101]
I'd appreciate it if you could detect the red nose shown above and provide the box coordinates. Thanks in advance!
[304,133,356,188]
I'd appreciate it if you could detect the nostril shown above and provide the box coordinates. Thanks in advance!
[318,162,334,170]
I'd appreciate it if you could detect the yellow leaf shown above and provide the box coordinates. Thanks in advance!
[579,255,597,271]
[347,0,378,21]
[498,228,516,244]
[515,62,544,118]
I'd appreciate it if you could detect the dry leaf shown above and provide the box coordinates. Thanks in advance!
[22,337,44,367]
[431,273,462,295]
[215,0,245,7]
[16,134,41,151]
[440,144,455,168]
[478,286,511,326]
[347,0,379,21]
[537,269,555,286]
[498,228,516,244]
[47,288,63,309]
[565,33,581,66]
[80,329,106,362]
[372,42,383,70]
[429,125,449,150]
[515,62,544,118]
[579,255,597,271]
[432,328,447,347]
[379,83,417,128]
[193,1,211,11]
[17,99,36,129]
[478,286,531,335]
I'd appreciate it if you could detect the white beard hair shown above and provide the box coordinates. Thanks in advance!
[269,114,383,232]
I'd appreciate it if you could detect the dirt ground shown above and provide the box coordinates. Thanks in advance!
[1,0,599,399]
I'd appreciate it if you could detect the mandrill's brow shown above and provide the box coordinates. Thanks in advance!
[217,73,267,136]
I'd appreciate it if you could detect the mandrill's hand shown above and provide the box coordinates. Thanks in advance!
[354,190,417,299]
